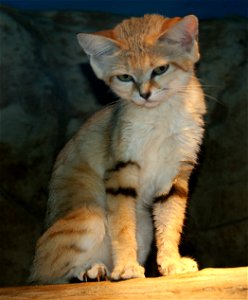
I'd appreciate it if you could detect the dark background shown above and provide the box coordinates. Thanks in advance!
[1,0,248,19]
[0,0,247,287]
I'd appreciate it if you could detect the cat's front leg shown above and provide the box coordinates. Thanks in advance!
[153,166,198,276]
[105,161,145,280]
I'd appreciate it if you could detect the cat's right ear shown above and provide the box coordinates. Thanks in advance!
[77,32,120,79]
[77,33,119,57]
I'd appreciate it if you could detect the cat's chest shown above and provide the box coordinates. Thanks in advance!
[119,105,198,198]
[134,118,182,181]
[125,109,187,164]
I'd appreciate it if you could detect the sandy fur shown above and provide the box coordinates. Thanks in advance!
[30,14,206,284]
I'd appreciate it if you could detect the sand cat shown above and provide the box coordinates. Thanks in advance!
[30,14,206,284]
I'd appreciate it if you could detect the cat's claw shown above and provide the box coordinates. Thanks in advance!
[111,263,145,281]
[158,256,198,276]
[87,263,110,280]
[72,263,109,282]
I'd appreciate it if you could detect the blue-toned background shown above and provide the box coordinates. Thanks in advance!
[1,0,248,19]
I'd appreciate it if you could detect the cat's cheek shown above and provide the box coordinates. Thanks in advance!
[110,83,133,101]
[131,96,146,107]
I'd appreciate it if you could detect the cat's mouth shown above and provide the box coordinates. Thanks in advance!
[143,88,169,107]
[131,88,169,108]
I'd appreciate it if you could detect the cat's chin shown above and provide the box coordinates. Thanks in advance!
[144,101,161,108]
[132,100,161,108]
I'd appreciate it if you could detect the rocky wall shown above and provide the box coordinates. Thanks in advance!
[0,6,247,286]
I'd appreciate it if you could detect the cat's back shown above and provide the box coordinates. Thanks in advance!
[45,106,115,225]
[54,105,114,177]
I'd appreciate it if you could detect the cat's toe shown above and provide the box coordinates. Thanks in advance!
[111,263,145,280]
[158,256,198,276]
[87,263,110,281]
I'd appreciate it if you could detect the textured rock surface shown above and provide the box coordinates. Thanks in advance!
[0,6,247,286]
[186,18,248,268]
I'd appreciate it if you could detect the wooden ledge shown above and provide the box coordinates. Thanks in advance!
[0,267,247,300]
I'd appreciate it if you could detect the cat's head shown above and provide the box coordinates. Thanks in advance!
[77,14,199,108]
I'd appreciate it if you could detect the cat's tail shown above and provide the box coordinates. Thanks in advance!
[28,205,110,284]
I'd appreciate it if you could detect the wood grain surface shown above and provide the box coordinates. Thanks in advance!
[0,267,247,300]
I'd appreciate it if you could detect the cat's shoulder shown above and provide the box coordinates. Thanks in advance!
[71,104,117,140]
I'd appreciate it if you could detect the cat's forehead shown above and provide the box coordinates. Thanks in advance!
[115,14,165,39]
[114,14,180,49]
[112,14,180,71]
[125,53,166,76]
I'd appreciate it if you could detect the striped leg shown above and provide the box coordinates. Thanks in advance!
[105,161,145,280]
[153,163,198,276]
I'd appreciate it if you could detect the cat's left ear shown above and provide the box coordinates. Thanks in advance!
[159,15,199,63]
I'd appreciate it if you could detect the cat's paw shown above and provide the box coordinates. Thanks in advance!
[72,263,110,281]
[158,256,198,276]
[111,263,145,281]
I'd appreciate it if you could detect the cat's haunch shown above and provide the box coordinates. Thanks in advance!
[29,14,206,284]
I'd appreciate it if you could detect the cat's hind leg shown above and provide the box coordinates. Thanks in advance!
[29,206,112,284]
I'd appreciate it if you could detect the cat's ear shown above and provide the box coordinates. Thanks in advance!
[77,31,120,79]
[77,31,119,57]
[159,15,200,63]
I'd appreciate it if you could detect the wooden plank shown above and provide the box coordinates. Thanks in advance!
[0,267,247,300]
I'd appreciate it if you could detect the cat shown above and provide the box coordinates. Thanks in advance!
[29,13,206,284]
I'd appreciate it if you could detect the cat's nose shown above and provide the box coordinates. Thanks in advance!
[140,91,151,100]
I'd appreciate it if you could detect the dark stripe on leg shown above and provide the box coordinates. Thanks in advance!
[108,160,140,173]
[154,183,188,203]
[181,160,195,167]
[106,187,137,198]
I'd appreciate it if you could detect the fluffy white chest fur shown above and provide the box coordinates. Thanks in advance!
[117,93,203,206]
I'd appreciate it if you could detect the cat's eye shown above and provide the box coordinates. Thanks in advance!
[117,74,133,82]
[152,65,169,76]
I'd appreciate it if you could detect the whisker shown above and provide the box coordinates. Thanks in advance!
[203,93,225,106]
[201,85,220,89]
[176,88,225,106]
[198,79,220,88]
